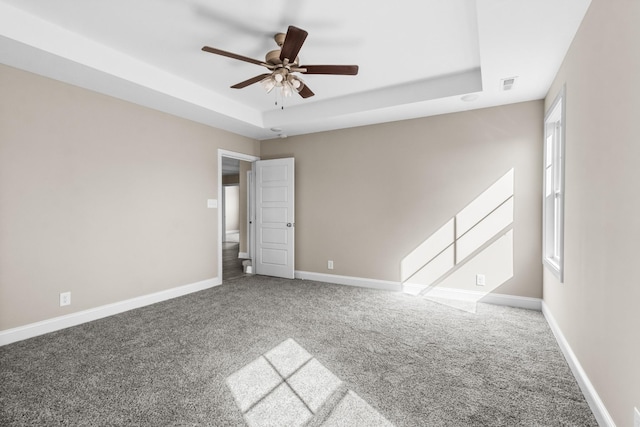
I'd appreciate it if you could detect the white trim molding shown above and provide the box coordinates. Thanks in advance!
[542,302,615,427]
[295,271,402,292]
[479,292,541,311]
[238,252,250,259]
[408,286,542,311]
[0,277,221,346]
[295,271,542,311]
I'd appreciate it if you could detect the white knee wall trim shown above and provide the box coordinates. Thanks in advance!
[541,302,615,427]
[0,277,221,346]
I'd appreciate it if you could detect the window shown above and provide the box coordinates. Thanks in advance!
[543,87,565,281]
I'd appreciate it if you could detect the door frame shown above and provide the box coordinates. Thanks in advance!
[218,149,260,282]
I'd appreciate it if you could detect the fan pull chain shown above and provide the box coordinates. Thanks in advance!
[274,89,286,110]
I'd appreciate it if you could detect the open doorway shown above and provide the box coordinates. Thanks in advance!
[218,150,260,282]
[221,160,244,280]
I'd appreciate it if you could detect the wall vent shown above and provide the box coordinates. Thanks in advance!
[501,76,518,91]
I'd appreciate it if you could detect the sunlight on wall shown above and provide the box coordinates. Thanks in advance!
[401,169,514,312]
[226,338,393,427]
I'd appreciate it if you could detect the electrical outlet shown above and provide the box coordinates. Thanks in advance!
[59,291,71,307]
[634,407,640,427]
[475,274,486,286]
[328,260,334,270]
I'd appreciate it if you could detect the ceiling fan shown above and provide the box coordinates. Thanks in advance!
[201,26,358,99]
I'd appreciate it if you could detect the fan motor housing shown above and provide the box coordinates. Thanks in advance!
[274,32,286,47]
[265,50,299,66]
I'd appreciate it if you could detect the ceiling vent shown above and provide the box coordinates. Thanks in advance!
[501,76,518,91]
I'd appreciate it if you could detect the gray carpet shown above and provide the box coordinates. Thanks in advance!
[0,275,596,426]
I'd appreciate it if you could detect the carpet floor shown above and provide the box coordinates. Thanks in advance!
[0,275,597,426]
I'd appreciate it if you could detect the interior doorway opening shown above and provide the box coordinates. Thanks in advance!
[218,150,260,282]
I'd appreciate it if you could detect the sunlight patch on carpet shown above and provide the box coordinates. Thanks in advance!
[226,338,393,426]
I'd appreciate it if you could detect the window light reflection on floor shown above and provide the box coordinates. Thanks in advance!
[225,338,393,427]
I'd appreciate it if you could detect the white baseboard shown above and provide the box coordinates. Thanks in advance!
[293,272,540,310]
[295,271,402,292]
[419,286,542,311]
[479,292,542,311]
[402,282,429,296]
[238,252,249,259]
[0,277,221,346]
[542,302,615,427]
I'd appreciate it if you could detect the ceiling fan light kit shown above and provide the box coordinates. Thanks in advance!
[201,25,359,101]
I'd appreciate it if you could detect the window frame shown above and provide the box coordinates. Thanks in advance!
[543,86,566,282]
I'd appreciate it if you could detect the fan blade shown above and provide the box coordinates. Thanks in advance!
[231,74,272,89]
[279,26,308,62]
[298,84,315,98]
[202,46,265,67]
[300,65,359,75]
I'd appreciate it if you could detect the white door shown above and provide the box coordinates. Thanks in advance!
[255,158,295,279]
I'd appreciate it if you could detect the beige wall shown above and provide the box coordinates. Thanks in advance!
[261,101,543,298]
[543,0,640,425]
[0,64,259,330]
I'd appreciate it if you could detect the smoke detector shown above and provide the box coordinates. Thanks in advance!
[501,76,518,91]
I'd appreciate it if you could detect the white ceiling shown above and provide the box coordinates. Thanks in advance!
[0,0,591,140]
